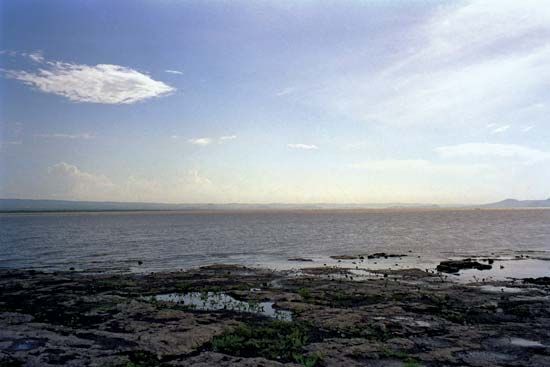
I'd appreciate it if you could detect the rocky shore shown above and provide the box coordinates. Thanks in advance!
[1,264,549,366]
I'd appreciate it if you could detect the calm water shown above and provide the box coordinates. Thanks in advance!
[1,209,549,276]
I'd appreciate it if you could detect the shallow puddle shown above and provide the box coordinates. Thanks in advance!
[509,337,545,348]
[152,292,292,321]
[415,320,433,327]
[9,338,45,351]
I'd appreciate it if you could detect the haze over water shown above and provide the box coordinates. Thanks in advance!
[2,209,549,276]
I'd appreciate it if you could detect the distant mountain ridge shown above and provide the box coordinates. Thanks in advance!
[1,198,548,212]
[480,198,550,208]
[0,198,439,212]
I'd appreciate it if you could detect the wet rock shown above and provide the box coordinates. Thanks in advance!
[305,338,383,366]
[373,268,435,278]
[436,259,492,273]
[330,255,361,260]
[288,258,313,262]
[172,351,294,366]
[523,277,550,285]
[1,266,549,366]
[367,253,406,259]
[0,312,34,325]
[458,350,516,366]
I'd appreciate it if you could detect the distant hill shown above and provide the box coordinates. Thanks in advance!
[0,198,440,212]
[480,198,550,208]
[0,199,190,212]
[3,197,548,212]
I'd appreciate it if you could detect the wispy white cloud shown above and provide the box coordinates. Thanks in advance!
[48,162,115,199]
[184,169,212,186]
[0,50,44,62]
[46,162,219,202]
[288,143,318,150]
[3,55,175,104]
[521,125,534,132]
[181,135,237,145]
[306,1,550,133]
[434,143,550,164]
[25,51,45,63]
[490,124,511,134]
[36,132,95,140]
[275,87,296,97]
[165,69,183,75]
[219,135,237,141]
[0,50,18,57]
[188,137,212,146]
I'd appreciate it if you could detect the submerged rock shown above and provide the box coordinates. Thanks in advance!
[330,255,361,260]
[367,252,406,259]
[288,257,313,262]
[330,253,407,260]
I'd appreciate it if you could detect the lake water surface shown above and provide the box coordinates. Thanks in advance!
[1,209,549,280]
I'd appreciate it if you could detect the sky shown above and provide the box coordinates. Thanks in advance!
[1,0,549,204]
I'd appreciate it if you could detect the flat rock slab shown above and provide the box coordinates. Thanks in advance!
[1,266,550,366]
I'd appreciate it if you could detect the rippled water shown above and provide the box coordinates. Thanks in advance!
[1,209,549,274]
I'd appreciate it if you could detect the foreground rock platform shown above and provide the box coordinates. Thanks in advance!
[1,265,549,366]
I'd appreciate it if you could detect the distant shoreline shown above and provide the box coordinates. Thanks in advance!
[2,197,549,212]
[2,207,550,215]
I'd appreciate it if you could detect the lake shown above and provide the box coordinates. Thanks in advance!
[1,209,549,280]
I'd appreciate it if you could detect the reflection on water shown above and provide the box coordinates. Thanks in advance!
[152,292,293,321]
[454,258,550,282]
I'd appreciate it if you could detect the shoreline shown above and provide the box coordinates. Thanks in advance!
[3,252,548,284]
[1,264,549,366]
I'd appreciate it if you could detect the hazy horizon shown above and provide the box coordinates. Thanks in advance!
[2,1,550,204]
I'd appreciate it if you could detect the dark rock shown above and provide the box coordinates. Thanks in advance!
[1,265,548,367]
[436,259,492,273]
[367,252,406,259]
[523,277,550,285]
[288,258,313,262]
[330,255,360,260]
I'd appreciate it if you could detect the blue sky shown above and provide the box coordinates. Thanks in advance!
[1,0,549,204]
